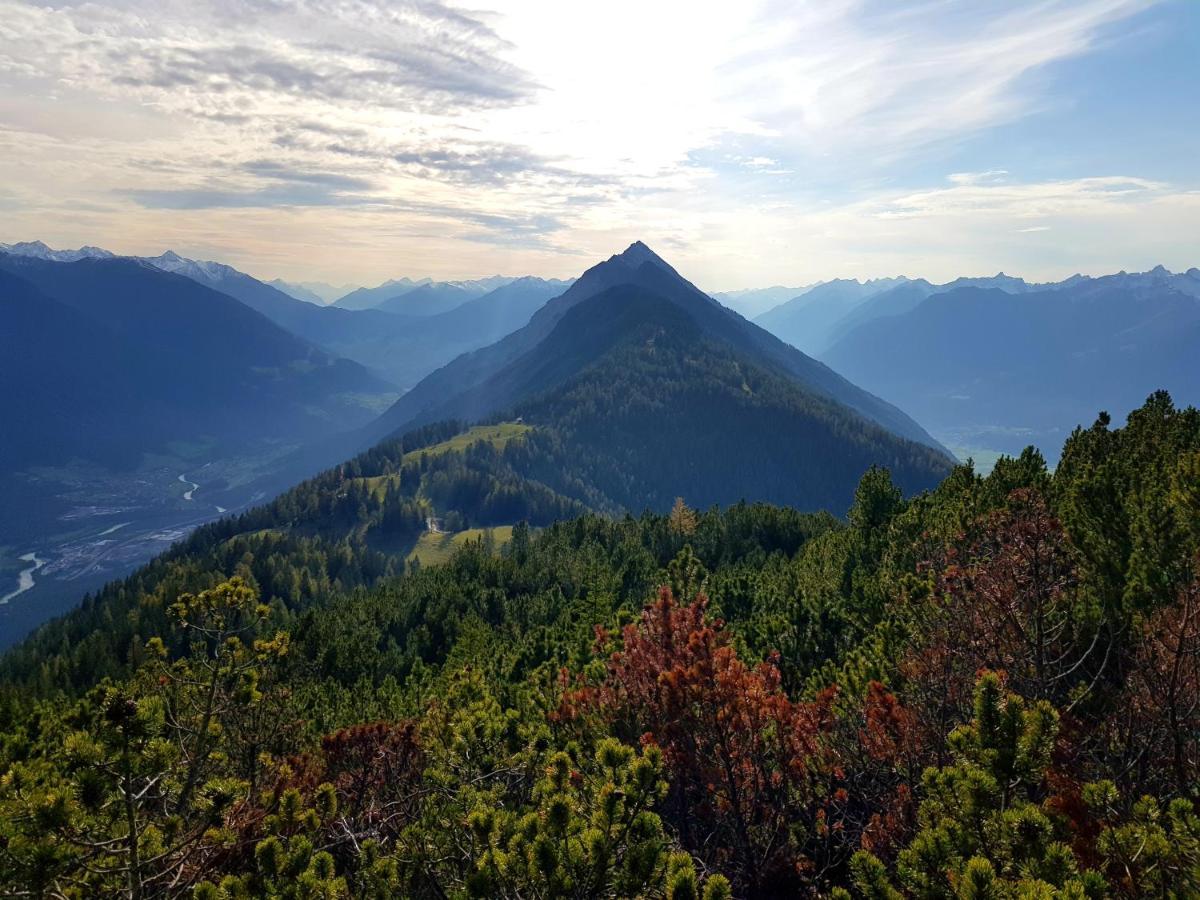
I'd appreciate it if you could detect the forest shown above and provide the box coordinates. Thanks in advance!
[0,391,1197,897]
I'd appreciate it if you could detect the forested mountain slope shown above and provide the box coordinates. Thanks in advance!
[368,242,948,453]
[0,393,1196,897]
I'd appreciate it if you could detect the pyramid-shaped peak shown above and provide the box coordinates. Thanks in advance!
[616,240,668,268]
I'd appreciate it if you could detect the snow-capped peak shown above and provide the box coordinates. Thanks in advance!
[141,251,240,283]
[0,240,114,262]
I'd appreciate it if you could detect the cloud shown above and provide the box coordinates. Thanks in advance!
[0,0,1189,285]
[2,0,534,118]
[123,184,375,209]
[949,170,1011,186]
[717,0,1153,163]
[875,175,1167,221]
[241,161,376,191]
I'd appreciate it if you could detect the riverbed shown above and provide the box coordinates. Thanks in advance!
[1,552,45,605]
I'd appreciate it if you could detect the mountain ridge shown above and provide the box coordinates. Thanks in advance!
[366,242,949,456]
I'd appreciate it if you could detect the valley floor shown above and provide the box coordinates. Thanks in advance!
[0,443,299,647]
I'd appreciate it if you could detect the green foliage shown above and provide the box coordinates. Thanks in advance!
[0,393,1199,897]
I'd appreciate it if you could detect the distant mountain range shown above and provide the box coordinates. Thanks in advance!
[0,240,116,263]
[0,241,572,391]
[819,266,1200,460]
[333,275,517,312]
[268,279,357,305]
[754,277,912,355]
[711,284,818,318]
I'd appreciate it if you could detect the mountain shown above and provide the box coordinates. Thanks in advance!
[2,242,568,392]
[823,279,940,347]
[0,268,179,468]
[754,277,910,355]
[939,272,1034,293]
[826,273,1107,352]
[0,240,113,262]
[312,276,572,390]
[268,279,357,304]
[333,275,516,312]
[184,269,569,390]
[363,243,951,504]
[0,252,393,465]
[821,269,1200,460]
[374,281,480,316]
[332,277,430,310]
[0,252,398,635]
[711,283,819,318]
[266,279,328,304]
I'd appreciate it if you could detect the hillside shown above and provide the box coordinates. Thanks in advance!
[0,393,1196,897]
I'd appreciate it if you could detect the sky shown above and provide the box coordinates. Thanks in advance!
[0,0,1197,290]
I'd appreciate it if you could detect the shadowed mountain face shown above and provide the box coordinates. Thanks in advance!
[94,250,570,391]
[822,271,1200,460]
[0,269,179,468]
[0,253,392,466]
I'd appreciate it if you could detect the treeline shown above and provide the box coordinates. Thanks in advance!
[0,392,1198,897]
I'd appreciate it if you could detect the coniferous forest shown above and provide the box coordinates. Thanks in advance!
[0,391,1197,897]
[4,2,1199,896]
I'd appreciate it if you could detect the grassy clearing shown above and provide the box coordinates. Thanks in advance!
[358,422,533,500]
[360,474,401,501]
[406,525,515,567]
[403,422,532,464]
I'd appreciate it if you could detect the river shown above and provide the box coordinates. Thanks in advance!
[1,552,45,605]
[178,472,199,501]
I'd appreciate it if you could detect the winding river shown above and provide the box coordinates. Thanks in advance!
[1,552,45,605]
[178,473,199,501]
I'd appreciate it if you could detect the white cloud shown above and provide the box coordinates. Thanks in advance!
[0,0,1186,284]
